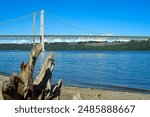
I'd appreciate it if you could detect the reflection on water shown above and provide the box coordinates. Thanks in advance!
[0,50,150,92]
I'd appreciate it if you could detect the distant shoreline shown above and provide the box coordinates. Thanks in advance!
[0,40,150,50]
[0,74,150,100]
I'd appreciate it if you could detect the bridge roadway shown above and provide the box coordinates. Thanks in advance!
[0,35,150,41]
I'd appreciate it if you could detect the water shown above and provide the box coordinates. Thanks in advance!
[0,50,150,93]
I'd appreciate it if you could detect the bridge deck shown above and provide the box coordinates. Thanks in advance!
[0,35,149,41]
[0,35,150,38]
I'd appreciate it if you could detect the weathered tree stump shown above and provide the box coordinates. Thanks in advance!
[1,44,62,100]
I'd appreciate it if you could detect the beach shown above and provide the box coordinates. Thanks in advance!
[0,74,150,100]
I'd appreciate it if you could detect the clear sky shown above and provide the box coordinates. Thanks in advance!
[0,0,150,35]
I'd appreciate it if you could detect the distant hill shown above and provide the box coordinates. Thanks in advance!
[0,40,150,50]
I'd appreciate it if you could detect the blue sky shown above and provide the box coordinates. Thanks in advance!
[0,0,150,35]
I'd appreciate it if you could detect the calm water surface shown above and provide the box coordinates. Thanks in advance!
[0,50,150,92]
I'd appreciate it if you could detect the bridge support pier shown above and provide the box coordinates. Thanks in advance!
[40,10,45,51]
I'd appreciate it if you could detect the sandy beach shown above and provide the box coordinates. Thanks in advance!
[0,74,150,100]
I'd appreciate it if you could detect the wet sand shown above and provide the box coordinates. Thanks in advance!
[0,75,150,100]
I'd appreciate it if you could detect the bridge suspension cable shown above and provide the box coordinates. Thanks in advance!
[0,11,40,26]
[45,11,100,34]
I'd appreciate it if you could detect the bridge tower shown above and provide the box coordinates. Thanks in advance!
[40,10,45,51]
[33,12,36,45]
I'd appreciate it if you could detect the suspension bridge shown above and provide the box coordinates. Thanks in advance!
[0,10,150,50]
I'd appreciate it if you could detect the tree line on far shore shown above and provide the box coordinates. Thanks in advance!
[0,40,150,50]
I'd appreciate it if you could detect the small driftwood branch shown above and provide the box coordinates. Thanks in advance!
[2,44,62,100]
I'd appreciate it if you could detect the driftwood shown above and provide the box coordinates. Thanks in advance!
[1,44,62,100]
